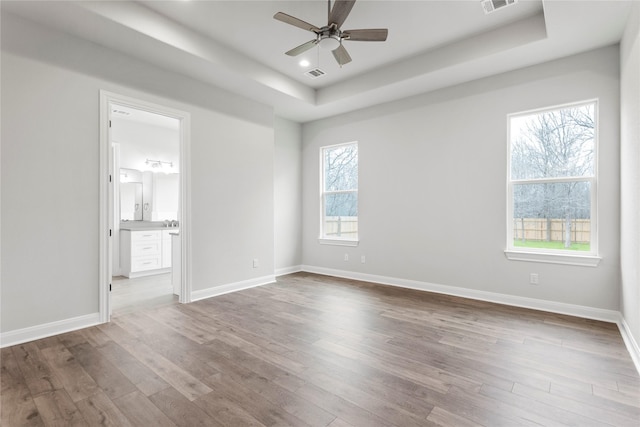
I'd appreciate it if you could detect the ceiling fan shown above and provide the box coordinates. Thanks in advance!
[273,0,388,67]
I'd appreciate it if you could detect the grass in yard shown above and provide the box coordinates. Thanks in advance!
[513,240,590,251]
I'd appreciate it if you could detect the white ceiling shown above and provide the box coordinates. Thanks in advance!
[2,0,633,123]
[139,0,544,88]
[112,104,180,130]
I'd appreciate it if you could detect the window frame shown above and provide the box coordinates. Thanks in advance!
[319,141,359,246]
[505,100,601,267]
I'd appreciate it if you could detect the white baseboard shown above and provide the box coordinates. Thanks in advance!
[275,265,302,277]
[0,312,101,348]
[126,267,171,279]
[191,274,276,302]
[618,314,640,376]
[300,265,620,323]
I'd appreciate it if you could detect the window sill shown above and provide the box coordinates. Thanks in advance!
[504,250,601,267]
[318,238,359,247]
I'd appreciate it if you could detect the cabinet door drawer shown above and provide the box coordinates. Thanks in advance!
[132,241,161,256]
[132,230,162,241]
[132,256,162,272]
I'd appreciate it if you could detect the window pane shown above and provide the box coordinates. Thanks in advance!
[512,181,591,251]
[324,144,358,191]
[511,103,595,180]
[325,192,358,217]
[323,193,358,239]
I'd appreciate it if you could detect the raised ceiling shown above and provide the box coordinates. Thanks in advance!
[2,1,633,122]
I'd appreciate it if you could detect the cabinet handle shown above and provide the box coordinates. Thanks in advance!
[143,247,153,250]
[143,262,152,265]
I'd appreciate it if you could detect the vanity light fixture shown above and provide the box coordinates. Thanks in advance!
[145,159,174,173]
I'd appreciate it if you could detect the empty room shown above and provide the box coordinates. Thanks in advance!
[1,1,639,426]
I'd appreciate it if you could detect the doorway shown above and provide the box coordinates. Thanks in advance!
[100,91,191,322]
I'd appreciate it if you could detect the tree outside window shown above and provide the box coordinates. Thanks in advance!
[321,142,358,241]
[508,101,597,254]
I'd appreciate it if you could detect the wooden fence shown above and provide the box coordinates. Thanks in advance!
[325,216,589,243]
[513,218,590,243]
[324,216,358,239]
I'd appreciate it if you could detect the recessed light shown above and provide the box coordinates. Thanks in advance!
[299,59,310,67]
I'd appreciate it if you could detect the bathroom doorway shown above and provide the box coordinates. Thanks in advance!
[100,92,191,322]
[111,103,179,314]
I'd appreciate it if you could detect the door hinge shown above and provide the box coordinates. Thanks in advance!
[109,120,112,128]
[109,283,112,292]
[109,229,112,237]
[109,174,112,183]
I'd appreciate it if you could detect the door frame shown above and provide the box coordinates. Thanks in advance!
[99,90,192,323]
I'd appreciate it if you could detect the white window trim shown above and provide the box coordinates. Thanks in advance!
[504,250,601,267]
[319,142,359,246]
[505,99,599,266]
[318,238,359,247]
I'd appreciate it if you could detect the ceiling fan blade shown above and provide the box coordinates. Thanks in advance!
[343,28,388,42]
[274,12,320,33]
[285,39,318,56]
[332,43,352,66]
[328,0,356,28]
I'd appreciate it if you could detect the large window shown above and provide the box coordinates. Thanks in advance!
[506,100,599,265]
[320,142,358,244]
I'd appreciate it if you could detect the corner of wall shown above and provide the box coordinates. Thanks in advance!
[619,0,640,374]
[618,314,640,376]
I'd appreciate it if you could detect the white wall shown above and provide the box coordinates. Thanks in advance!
[152,174,179,221]
[1,13,275,334]
[112,119,180,173]
[274,117,303,273]
[189,109,274,289]
[302,46,621,311]
[620,3,640,352]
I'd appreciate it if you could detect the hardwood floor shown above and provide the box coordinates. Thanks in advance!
[2,272,639,426]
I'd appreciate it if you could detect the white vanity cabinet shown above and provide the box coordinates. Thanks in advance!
[120,229,177,278]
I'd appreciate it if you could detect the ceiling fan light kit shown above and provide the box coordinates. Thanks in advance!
[274,0,388,68]
[319,36,341,51]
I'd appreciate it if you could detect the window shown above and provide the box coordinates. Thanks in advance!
[506,100,600,266]
[320,142,358,245]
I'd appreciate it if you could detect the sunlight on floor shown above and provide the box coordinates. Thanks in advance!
[111,273,176,316]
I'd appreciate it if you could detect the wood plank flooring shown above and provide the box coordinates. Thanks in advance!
[2,272,639,426]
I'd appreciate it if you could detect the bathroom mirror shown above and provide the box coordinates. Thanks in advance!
[120,182,143,221]
[119,167,178,222]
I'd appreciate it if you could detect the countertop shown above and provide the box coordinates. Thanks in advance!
[120,222,179,231]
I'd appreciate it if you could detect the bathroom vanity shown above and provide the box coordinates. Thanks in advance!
[120,227,179,278]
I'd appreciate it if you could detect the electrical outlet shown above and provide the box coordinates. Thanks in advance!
[253,258,259,268]
[530,273,539,285]
[344,254,349,262]
[361,255,366,263]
